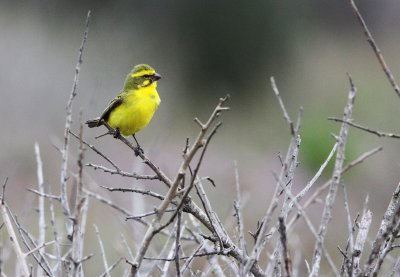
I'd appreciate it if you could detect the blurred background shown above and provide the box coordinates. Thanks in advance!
[1,0,400,275]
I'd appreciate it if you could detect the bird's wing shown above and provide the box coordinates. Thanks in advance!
[98,92,126,123]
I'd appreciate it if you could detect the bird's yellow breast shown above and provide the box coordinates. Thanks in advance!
[107,84,161,136]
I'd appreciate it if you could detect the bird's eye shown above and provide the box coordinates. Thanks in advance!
[143,74,151,79]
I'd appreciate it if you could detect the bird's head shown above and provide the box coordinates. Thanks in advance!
[124,64,162,90]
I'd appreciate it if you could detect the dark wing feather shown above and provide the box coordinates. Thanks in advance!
[97,93,125,126]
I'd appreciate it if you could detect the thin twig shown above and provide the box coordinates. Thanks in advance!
[342,183,354,275]
[101,185,166,201]
[271,76,295,135]
[278,217,292,277]
[328,118,400,139]
[94,224,110,277]
[194,169,226,251]
[146,249,233,262]
[310,74,357,276]
[26,188,61,201]
[60,10,91,228]
[342,146,383,174]
[48,186,62,276]
[174,212,182,277]
[180,241,206,274]
[86,163,159,179]
[59,17,91,273]
[233,160,246,275]
[70,114,90,275]
[25,240,56,257]
[99,257,123,277]
[348,0,400,97]
[273,135,301,277]
[34,142,46,277]
[352,205,372,276]
[160,223,181,277]
[70,196,90,275]
[126,209,175,221]
[13,213,53,276]
[0,182,30,276]
[84,189,132,217]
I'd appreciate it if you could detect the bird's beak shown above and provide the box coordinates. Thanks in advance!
[151,73,162,81]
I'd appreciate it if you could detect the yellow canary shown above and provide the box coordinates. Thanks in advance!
[86,64,161,144]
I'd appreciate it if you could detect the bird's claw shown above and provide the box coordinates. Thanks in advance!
[113,128,121,138]
[134,146,144,156]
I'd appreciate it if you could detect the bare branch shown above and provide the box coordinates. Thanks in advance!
[278,217,292,277]
[84,189,132,217]
[352,207,372,276]
[86,163,159,179]
[99,258,123,277]
[0,189,30,276]
[328,117,400,139]
[348,0,400,97]
[341,183,354,275]
[60,11,91,241]
[48,187,62,276]
[13,213,53,276]
[34,143,46,277]
[94,224,110,277]
[311,74,357,276]
[126,209,175,221]
[271,76,295,135]
[174,212,182,277]
[26,188,61,201]
[100,185,166,201]
[233,160,246,276]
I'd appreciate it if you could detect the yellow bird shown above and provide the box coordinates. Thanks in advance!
[86,64,161,149]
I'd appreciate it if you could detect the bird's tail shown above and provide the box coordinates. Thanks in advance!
[85,118,102,128]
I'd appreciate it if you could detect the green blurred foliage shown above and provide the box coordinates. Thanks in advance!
[300,117,357,175]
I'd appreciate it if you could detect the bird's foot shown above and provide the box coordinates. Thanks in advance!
[134,146,144,156]
[113,128,121,138]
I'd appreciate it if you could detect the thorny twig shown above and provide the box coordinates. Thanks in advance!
[278,217,292,277]
[348,0,400,97]
[0,179,30,276]
[310,74,357,276]
[60,10,91,227]
[34,143,47,276]
[328,118,400,139]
